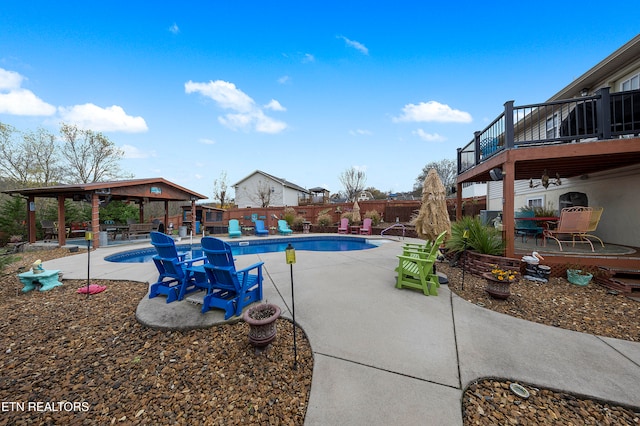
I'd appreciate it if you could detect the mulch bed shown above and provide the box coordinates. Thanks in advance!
[0,249,312,425]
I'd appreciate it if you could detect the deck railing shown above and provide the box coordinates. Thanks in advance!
[457,87,640,174]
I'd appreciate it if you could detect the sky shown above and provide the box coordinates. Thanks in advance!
[1,1,638,201]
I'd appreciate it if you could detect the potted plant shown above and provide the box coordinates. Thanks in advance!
[483,265,518,299]
[243,303,281,348]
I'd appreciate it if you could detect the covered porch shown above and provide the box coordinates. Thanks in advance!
[3,178,206,249]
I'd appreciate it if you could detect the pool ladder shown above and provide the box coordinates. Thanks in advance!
[380,223,406,239]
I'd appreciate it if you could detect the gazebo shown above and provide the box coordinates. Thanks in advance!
[3,178,207,248]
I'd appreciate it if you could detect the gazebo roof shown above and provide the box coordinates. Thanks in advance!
[3,178,207,202]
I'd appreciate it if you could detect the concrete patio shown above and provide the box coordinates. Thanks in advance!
[43,234,640,425]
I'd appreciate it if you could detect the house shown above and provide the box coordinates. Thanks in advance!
[455,34,640,263]
[233,170,311,208]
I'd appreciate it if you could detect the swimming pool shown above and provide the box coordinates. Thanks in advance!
[105,236,384,263]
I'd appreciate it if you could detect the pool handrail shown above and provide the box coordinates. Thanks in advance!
[381,223,406,239]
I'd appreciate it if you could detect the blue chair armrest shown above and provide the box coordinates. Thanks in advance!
[237,262,265,274]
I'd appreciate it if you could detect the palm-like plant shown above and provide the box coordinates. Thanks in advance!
[445,216,504,256]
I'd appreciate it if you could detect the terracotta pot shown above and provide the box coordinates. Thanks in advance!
[243,304,281,348]
[483,272,513,300]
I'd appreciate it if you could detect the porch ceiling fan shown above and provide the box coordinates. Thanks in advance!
[530,169,562,189]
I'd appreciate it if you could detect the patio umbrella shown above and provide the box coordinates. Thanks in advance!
[352,201,361,224]
[411,168,451,241]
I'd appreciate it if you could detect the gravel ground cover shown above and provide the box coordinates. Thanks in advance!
[0,248,638,425]
[0,248,312,425]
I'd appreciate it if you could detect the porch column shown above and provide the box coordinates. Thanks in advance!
[91,193,100,249]
[455,182,463,220]
[27,196,36,244]
[503,158,516,258]
[57,195,67,247]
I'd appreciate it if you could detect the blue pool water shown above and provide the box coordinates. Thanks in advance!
[105,236,382,263]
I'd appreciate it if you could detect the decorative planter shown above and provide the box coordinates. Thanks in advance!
[483,272,513,300]
[566,269,593,286]
[243,303,281,348]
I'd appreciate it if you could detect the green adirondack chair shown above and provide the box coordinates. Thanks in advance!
[395,231,446,296]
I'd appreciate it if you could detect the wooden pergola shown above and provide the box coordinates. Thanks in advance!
[3,178,207,249]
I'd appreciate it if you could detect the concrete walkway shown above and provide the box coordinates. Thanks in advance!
[44,235,640,425]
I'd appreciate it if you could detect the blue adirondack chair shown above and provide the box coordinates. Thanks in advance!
[228,219,242,238]
[200,237,264,318]
[254,219,269,237]
[278,219,293,235]
[148,232,208,303]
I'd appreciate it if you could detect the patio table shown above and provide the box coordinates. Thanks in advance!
[18,269,62,292]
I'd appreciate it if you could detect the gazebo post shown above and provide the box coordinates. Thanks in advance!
[57,195,67,247]
[27,195,36,244]
[91,193,100,249]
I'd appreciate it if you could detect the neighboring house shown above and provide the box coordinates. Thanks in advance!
[456,34,640,258]
[233,170,311,208]
[357,190,374,202]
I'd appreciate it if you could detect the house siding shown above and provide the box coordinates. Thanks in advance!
[234,172,307,208]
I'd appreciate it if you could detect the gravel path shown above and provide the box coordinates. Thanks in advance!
[0,248,638,425]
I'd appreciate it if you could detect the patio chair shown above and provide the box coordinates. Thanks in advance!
[148,232,208,303]
[359,218,373,235]
[254,219,269,237]
[395,231,446,296]
[543,206,594,251]
[228,219,242,238]
[41,220,57,241]
[337,218,349,234]
[572,206,604,248]
[515,210,544,244]
[200,237,264,318]
[278,220,293,235]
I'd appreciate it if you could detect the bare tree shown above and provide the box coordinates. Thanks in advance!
[414,159,457,196]
[339,167,367,202]
[0,123,62,187]
[212,170,229,208]
[0,123,30,186]
[23,127,64,185]
[59,123,130,183]
[251,180,272,208]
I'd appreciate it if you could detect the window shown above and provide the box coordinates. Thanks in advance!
[546,114,558,139]
[526,197,544,208]
[621,73,640,91]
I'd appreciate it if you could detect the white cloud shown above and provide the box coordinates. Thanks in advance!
[264,99,286,111]
[413,129,446,142]
[58,103,148,133]
[349,129,372,136]
[338,36,369,55]
[303,53,315,63]
[254,111,287,134]
[278,75,290,84]
[393,101,472,123]
[0,68,56,116]
[185,80,255,113]
[169,23,180,34]
[198,138,216,145]
[121,144,155,159]
[186,79,287,134]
